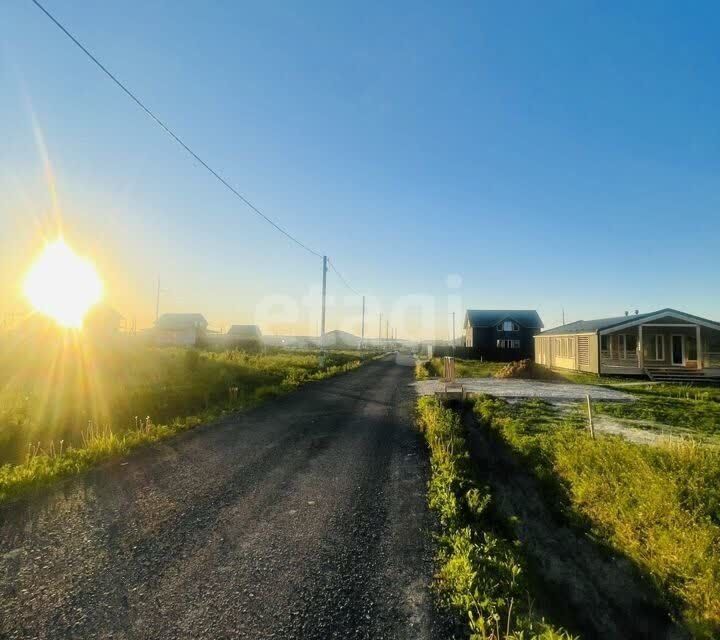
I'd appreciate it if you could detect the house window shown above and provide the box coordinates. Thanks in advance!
[497,339,520,349]
[654,335,664,360]
[601,335,610,356]
[498,320,519,332]
[624,334,637,359]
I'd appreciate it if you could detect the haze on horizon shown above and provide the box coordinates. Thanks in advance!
[2,1,720,339]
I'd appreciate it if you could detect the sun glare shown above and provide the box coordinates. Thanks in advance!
[23,240,103,328]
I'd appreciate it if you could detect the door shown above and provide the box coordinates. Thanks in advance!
[671,335,684,366]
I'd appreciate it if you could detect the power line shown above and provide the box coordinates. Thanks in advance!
[328,259,362,297]
[30,0,322,259]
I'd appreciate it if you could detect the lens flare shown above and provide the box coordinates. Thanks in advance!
[23,239,103,328]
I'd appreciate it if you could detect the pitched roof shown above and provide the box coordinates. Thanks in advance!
[227,324,262,338]
[539,308,720,336]
[465,310,544,329]
[155,313,208,330]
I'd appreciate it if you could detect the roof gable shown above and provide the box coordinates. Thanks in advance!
[465,310,543,329]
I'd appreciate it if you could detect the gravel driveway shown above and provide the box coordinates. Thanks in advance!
[0,355,449,640]
[412,377,634,402]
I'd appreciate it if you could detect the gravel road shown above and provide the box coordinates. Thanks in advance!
[0,354,450,640]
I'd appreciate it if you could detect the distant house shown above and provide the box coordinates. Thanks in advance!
[321,330,361,349]
[227,324,263,352]
[464,310,544,361]
[535,308,720,381]
[154,313,208,347]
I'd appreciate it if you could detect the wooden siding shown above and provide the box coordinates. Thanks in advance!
[534,333,599,373]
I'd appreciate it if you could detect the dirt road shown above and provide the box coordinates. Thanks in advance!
[0,355,450,639]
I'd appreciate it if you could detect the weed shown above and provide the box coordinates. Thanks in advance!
[417,397,575,639]
[0,345,373,504]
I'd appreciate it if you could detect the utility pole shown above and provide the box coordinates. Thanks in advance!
[451,311,456,355]
[562,307,565,326]
[320,255,328,355]
[361,295,365,350]
[379,313,382,350]
[386,319,389,344]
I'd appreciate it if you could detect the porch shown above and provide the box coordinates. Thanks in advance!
[600,319,720,380]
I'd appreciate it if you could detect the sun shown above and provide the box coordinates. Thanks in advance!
[23,239,103,328]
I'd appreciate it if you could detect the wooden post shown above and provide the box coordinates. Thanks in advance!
[696,325,703,370]
[638,324,644,371]
[586,394,595,440]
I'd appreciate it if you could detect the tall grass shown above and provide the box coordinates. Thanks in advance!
[0,340,373,503]
[416,397,574,640]
[473,395,720,638]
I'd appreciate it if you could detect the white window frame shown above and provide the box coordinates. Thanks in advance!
[654,335,664,361]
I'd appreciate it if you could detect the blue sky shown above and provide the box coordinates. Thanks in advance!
[1,1,719,338]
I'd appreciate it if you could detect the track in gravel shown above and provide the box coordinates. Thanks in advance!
[0,354,452,640]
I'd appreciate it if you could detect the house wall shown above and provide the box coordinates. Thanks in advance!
[534,333,599,374]
[469,325,539,361]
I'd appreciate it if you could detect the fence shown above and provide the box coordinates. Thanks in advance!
[428,346,478,360]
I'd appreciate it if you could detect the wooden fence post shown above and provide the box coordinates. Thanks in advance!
[586,394,595,440]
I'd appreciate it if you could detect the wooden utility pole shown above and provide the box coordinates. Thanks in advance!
[379,313,382,350]
[451,311,456,355]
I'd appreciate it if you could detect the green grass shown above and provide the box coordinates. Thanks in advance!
[416,397,575,640]
[593,391,720,437]
[415,357,505,380]
[0,340,374,504]
[473,395,720,638]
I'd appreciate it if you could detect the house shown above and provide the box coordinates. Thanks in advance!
[463,310,544,361]
[154,313,208,347]
[321,330,361,349]
[227,324,263,352]
[534,308,720,381]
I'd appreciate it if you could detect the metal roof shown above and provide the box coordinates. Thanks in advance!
[465,310,544,329]
[539,308,720,336]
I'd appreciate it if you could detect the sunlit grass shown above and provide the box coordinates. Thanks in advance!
[473,395,720,638]
[0,336,376,503]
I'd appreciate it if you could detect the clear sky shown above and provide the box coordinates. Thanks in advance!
[1,1,719,339]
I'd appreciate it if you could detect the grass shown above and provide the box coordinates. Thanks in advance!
[473,395,720,638]
[593,390,720,437]
[415,357,505,380]
[0,338,376,504]
[416,397,575,640]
